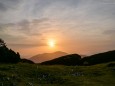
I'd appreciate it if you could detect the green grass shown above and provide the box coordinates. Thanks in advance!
[0,62,115,86]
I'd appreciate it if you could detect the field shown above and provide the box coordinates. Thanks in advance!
[0,62,115,86]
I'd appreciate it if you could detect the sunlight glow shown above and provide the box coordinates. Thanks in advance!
[48,39,56,48]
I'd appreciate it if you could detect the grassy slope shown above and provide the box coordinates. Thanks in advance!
[0,62,115,86]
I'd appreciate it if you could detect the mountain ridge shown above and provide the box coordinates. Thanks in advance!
[40,50,115,66]
[29,51,68,63]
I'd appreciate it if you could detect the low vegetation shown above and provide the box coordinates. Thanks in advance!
[0,62,115,86]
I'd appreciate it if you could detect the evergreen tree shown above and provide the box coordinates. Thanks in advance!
[0,38,21,63]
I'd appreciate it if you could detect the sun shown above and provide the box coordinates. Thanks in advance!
[47,39,56,48]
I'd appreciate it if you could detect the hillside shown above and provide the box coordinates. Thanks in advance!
[29,51,68,63]
[41,50,115,66]
[0,62,115,86]
[41,54,81,66]
[80,50,115,65]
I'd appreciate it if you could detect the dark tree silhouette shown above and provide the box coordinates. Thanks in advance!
[0,38,21,63]
[0,38,6,47]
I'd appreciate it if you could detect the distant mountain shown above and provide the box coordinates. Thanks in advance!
[30,50,115,65]
[41,54,81,66]
[29,51,68,63]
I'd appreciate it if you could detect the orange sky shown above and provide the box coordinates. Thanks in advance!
[0,0,115,58]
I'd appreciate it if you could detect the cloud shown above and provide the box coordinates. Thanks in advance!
[0,0,115,57]
[0,0,20,11]
[103,29,115,35]
[0,17,62,47]
[0,18,51,36]
[8,43,46,48]
[0,2,7,11]
[0,0,115,24]
[100,29,115,49]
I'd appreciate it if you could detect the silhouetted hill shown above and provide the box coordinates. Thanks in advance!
[20,59,34,64]
[81,55,87,58]
[41,54,81,66]
[41,50,115,66]
[29,51,68,63]
[80,50,115,65]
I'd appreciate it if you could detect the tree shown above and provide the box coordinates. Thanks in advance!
[0,38,21,63]
[0,38,6,47]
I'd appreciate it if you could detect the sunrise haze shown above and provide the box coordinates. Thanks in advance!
[0,0,115,58]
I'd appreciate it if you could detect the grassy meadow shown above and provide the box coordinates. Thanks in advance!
[0,62,115,86]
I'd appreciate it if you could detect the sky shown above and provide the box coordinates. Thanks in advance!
[0,0,115,58]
